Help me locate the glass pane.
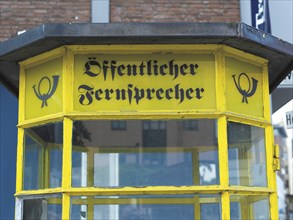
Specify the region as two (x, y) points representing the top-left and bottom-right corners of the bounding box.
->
(228, 122), (267, 186)
(71, 194), (220, 220)
(72, 119), (218, 187)
(23, 122), (63, 190)
(230, 195), (270, 220)
(23, 195), (62, 220)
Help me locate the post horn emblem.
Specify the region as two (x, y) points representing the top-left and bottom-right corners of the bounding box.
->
(232, 73), (258, 104)
(32, 75), (60, 108)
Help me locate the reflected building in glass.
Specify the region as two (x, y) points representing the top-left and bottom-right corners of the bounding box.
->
(71, 119), (219, 188)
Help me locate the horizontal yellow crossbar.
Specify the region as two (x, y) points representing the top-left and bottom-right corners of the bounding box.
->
(15, 185), (274, 197)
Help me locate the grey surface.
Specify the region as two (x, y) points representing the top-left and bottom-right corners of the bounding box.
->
(0, 22), (292, 96)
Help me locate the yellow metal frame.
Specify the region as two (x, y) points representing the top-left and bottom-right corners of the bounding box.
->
(15, 44), (277, 220)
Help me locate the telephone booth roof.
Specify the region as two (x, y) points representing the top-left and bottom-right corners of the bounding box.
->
(0, 22), (292, 96)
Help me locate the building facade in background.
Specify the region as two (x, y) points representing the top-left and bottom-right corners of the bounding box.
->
(0, 0), (241, 41)
(274, 125), (292, 219)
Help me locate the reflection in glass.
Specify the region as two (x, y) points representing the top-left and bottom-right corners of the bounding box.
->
(23, 195), (62, 220)
(70, 194), (220, 220)
(71, 119), (218, 187)
(228, 122), (267, 186)
(230, 195), (269, 220)
(23, 122), (63, 190)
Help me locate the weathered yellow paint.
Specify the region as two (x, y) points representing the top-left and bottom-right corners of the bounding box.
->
(221, 192), (230, 220)
(270, 193), (279, 220)
(15, 185), (274, 197)
(62, 193), (70, 220)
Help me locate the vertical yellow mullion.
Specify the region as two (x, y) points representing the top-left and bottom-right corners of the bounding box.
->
(87, 149), (94, 187)
(262, 64), (271, 122)
(63, 47), (74, 114)
(62, 117), (72, 219)
(218, 116), (229, 186)
(62, 117), (72, 189)
(221, 192), (230, 220)
(44, 145), (50, 188)
(62, 193), (71, 220)
(266, 125), (278, 219)
(216, 46), (230, 220)
(62, 47), (74, 218)
(218, 116), (230, 220)
(215, 46), (226, 112)
(240, 197), (248, 219)
(263, 63), (278, 219)
(194, 195), (200, 220)
(16, 128), (24, 193)
(216, 46), (229, 186)
(87, 197), (95, 220)
(16, 65), (26, 193)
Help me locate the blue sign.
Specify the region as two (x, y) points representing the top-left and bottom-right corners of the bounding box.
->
(251, 0), (271, 34)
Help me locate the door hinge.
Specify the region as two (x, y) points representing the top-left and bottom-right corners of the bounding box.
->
(273, 144), (280, 171)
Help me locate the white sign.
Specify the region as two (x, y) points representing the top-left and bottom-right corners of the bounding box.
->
(286, 111), (293, 129)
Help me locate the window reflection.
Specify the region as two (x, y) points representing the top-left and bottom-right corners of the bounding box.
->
(230, 195), (269, 220)
(228, 122), (267, 186)
(70, 194), (221, 220)
(23, 196), (62, 220)
(24, 123), (63, 190)
(111, 121), (127, 130)
(72, 119), (219, 187)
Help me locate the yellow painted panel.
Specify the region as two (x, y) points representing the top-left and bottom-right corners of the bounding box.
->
(226, 57), (264, 118)
(25, 58), (63, 119)
(73, 53), (216, 112)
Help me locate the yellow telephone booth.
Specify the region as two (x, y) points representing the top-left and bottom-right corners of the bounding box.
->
(1, 23), (292, 220)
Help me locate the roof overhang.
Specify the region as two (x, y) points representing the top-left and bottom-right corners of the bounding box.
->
(0, 22), (292, 96)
